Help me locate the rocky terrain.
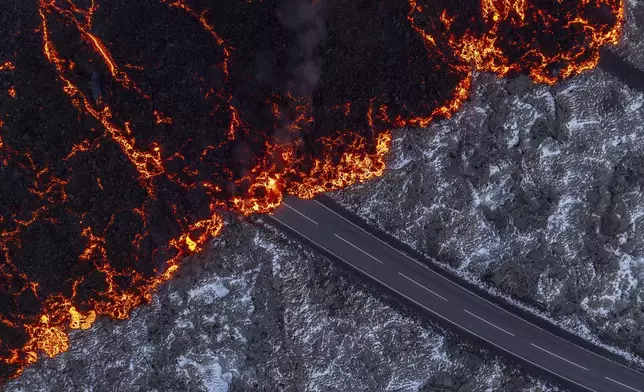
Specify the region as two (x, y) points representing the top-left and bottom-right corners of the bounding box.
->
(333, 0), (644, 363)
(615, 0), (644, 67)
(5, 220), (558, 391)
(1, 0), (640, 390)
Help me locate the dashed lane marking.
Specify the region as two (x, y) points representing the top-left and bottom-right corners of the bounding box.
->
(464, 309), (515, 337)
(334, 233), (384, 264)
(530, 343), (589, 371)
(399, 272), (448, 302)
(270, 214), (597, 392)
(604, 377), (642, 392)
(281, 202), (319, 225)
(312, 199), (644, 378)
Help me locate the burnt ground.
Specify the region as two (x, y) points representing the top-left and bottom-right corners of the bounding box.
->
(4, 219), (561, 392)
(332, 0), (644, 366)
(0, 0), (471, 379)
(0, 0), (627, 384)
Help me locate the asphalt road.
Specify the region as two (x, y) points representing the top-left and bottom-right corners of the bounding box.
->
(269, 195), (644, 392)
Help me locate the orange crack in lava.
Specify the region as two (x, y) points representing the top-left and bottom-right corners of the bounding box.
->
(0, 62), (15, 72)
(409, 0), (624, 84)
(153, 110), (173, 125)
(0, 0), (624, 382)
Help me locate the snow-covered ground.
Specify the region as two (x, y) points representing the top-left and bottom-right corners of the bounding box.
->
(332, 1), (644, 364)
(615, 0), (644, 68)
(5, 221), (558, 391)
(7, 3), (643, 392)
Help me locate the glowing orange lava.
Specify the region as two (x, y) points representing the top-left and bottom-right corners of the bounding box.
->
(408, 0), (624, 84)
(0, 0), (623, 382)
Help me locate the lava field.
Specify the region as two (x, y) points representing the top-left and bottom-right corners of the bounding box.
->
(0, 0), (623, 381)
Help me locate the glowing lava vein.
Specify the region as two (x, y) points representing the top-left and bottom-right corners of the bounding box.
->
(0, 0), (623, 381)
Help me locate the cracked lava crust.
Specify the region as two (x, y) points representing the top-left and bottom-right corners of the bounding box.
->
(0, 0), (623, 382)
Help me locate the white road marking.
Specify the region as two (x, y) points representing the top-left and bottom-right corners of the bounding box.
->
(315, 199), (423, 262)
(530, 343), (589, 371)
(269, 214), (598, 392)
(313, 198), (644, 378)
(464, 309), (514, 337)
(604, 377), (642, 392)
(281, 202), (319, 225)
(334, 234), (383, 264)
(398, 272), (448, 302)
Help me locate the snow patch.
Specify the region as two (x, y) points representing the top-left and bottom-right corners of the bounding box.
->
(176, 354), (232, 392)
(188, 280), (230, 304)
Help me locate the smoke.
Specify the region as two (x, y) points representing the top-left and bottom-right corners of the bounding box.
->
(278, 0), (327, 95)
(0, 0), (623, 381)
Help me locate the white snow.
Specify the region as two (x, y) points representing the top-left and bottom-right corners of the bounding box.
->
(176, 354), (232, 392)
(332, 68), (644, 369)
(188, 280), (231, 303)
(565, 118), (600, 133)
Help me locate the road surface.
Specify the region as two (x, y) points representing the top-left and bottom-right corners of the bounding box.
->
(268, 195), (644, 392)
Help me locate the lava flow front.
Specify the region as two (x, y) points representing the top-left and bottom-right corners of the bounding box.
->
(0, 0), (623, 381)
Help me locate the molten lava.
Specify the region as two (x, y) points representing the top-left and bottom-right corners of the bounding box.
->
(0, 0), (623, 381)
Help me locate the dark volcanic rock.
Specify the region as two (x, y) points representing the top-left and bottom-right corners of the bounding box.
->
(5, 222), (558, 391)
(333, 65), (644, 360)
